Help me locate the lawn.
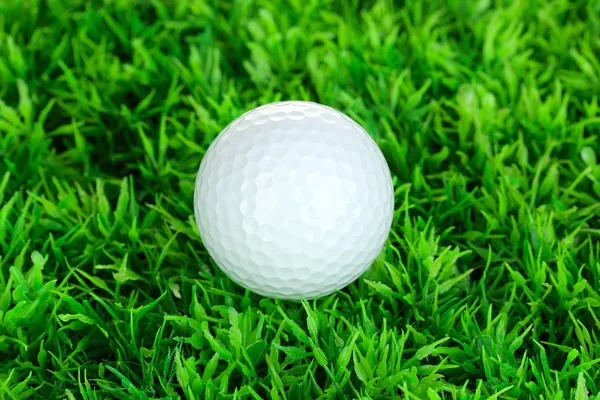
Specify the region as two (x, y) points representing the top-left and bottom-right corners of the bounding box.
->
(1, 0), (600, 398)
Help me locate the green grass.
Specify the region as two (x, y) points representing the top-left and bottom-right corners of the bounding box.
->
(1, 0), (600, 398)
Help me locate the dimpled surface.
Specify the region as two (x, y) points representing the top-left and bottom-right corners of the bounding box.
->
(194, 101), (394, 299)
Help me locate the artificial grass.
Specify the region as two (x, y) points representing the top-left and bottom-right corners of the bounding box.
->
(1, 0), (600, 398)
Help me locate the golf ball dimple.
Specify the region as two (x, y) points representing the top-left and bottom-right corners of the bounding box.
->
(194, 101), (394, 300)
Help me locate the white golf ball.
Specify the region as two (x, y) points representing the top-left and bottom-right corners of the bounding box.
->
(194, 101), (394, 299)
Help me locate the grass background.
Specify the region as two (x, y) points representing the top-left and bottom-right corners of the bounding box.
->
(1, 0), (600, 398)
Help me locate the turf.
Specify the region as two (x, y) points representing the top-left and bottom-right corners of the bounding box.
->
(1, 0), (600, 398)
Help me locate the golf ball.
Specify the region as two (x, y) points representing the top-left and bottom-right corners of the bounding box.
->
(194, 101), (394, 299)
